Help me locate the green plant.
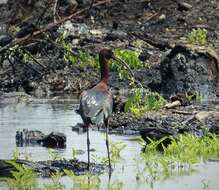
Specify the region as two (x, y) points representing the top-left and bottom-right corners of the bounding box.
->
(12, 149), (20, 160)
(17, 49), (33, 63)
(124, 89), (165, 117)
(78, 50), (99, 68)
(201, 179), (210, 190)
(111, 49), (143, 80)
(57, 34), (99, 68)
(92, 140), (126, 165)
(101, 141), (126, 165)
(64, 170), (100, 190)
(1, 160), (39, 190)
(186, 91), (203, 102)
(187, 28), (208, 45)
(106, 181), (124, 190)
(57, 36), (142, 81)
(139, 133), (219, 185)
(48, 149), (62, 161)
(43, 172), (65, 190)
(72, 147), (83, 160)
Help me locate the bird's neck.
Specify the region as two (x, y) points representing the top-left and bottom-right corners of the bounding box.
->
(100, 57), (109, 84)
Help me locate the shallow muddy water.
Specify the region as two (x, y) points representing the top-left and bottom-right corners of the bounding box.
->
(0, 100), (219, 190)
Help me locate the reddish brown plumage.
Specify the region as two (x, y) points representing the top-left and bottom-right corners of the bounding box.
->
(78, 49), (114, 170)
(99, 48), (114, 84)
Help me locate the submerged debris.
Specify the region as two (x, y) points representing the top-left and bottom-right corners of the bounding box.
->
(16, 130), (66, 148)
(0, 159), (105, 177)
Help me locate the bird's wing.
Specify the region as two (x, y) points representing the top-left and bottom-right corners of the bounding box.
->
(79, 89), (112, 123)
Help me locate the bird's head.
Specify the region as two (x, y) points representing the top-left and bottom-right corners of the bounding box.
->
(99, 48), (135, 79)
(99, 48), (114, 60)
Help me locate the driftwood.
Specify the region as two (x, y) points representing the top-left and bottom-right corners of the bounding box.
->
(171, 109), (197, 115)
(165, 100), (181, 109)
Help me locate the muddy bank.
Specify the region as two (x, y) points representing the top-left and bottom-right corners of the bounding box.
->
(1, 91), (219, 142)
(72, 97), (219, 141)
(111, 107), (219, 139)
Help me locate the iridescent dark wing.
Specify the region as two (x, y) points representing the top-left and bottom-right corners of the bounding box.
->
(79, 88), (113, 125)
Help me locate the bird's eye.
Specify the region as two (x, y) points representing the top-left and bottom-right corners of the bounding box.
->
(107, 51), (113, 59)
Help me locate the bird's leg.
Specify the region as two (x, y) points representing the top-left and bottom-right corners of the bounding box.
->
(105, 119), (111, 170)
(87, 124), (90, 171)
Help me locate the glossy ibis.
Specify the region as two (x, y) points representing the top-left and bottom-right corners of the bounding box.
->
(78, 48), (134, 170)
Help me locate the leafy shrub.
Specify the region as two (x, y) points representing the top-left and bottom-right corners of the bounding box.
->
(187, 28), (207, 45)
(57, 34), (99, 68)
(58, 34), (143, 81)
(124, 89), (165, 117)
(1, 160), (39, 190)
(138, 133), (219, 185)
(111, 49), (143, 80)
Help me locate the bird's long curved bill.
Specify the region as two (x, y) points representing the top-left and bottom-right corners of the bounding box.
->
(112, 56), (143, 88)
(112, 56), (135, 79)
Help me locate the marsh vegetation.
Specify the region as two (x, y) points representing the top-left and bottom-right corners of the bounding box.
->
(0, 0), (219, 189)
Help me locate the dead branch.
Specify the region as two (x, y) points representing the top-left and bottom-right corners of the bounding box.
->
(14, 56), (43, 76)
(182, 115), (196, 125)
(20, 48), (47, 69)
(171, 110), (198, 115)
(53, 0), (59, 23)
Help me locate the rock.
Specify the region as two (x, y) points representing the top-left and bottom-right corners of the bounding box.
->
(40, 132), (66, 148)
(104, 30), (127, 41)
(113, 95), (128, 112)
(195, 111), (219, 122)
(69, 0), (78, 5)
(0, 92), (31, 104)
(59, 0), (78, 15)
(138, 50), (154, 62)
(16, 129), (45, 146)
(0, 34), (12, 46)
(16, 23), (36, 38)
(160, 45), (219, 97)
(0, 0), (8, 5)
(158, 14), (166, 21)
(58, 21), (90, 38)
(15, 130), (69, 148)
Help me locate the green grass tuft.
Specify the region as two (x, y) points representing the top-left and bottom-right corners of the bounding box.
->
(138, 133), (219, 185)
(187, 28), (208, 45)
(124, 89), (165, 117)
